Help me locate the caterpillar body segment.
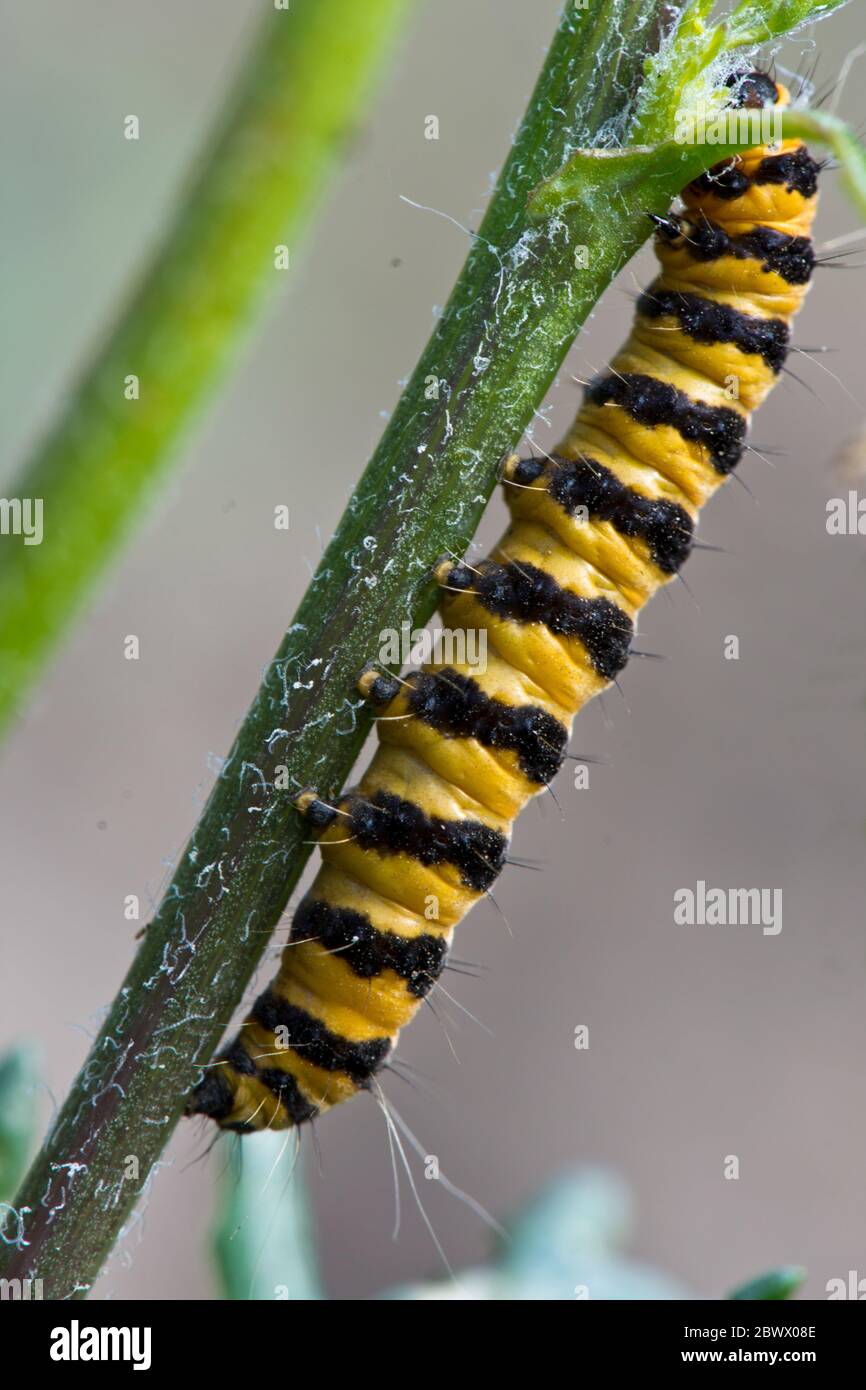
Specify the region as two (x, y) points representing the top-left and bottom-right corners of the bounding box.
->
(189, 75), (819, 1133)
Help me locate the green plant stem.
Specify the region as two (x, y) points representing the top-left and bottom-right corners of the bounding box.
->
(1, 0), (685, 1299)
(0, 0), (413, 737)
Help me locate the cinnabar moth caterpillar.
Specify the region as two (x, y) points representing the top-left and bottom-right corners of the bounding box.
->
(189, 72), (820, 1133)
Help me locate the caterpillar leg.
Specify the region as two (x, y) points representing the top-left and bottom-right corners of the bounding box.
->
(357, 665), (401, 706)
(294, 788), (339, 830)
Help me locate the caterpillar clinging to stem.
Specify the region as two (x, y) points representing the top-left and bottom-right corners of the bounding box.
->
(189, 71), (820, 1134)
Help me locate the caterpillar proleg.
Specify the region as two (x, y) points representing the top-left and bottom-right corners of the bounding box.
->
(189, 72), (820, 1133)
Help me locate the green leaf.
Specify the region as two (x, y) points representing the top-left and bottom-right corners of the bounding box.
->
(636, 0), (726, 144)
(729, 1267), (807, 1301)
(726, 0), (852, 48)
(783, 109), (866, 221)
(530, 108), (866, 226)
(527, 147), (678, 221)
(212, 1133), (321, 1301)
(0, 1045), (40, 1203)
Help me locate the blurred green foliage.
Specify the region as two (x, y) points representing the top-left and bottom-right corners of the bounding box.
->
(0, 1044), (40, 1202)
(0, 0), (413, 738)
(212, 1131), (321, 1301)
(729, 1267), (807, 1301)
(379, 1168), (807, 1301)
(384, 1168), (692, 1300)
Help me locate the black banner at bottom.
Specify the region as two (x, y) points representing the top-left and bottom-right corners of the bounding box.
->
(1, 1293), (860, 1373)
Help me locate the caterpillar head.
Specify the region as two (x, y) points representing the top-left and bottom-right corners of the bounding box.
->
(725, 68), (781, 111)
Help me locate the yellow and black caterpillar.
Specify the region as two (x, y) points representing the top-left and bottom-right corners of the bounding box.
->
(190, 72), (820, 1133)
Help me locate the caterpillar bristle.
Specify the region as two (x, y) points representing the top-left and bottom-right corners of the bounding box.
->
(188, 72), (822, 1136)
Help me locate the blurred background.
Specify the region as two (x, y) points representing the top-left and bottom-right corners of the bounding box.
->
(2, 0), (865, 1299)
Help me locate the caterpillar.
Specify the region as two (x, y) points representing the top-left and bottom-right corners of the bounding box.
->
(189, 71), (820, 1134)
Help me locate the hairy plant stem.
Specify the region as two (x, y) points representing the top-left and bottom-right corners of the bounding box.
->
(2, 0), (704, 1297)
(0, 0), (413, 737)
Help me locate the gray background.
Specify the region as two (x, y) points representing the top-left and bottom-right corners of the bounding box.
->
(2, 0), (865, 1300)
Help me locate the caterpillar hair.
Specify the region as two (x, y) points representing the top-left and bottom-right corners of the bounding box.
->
(189, 72), (821, 1133)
